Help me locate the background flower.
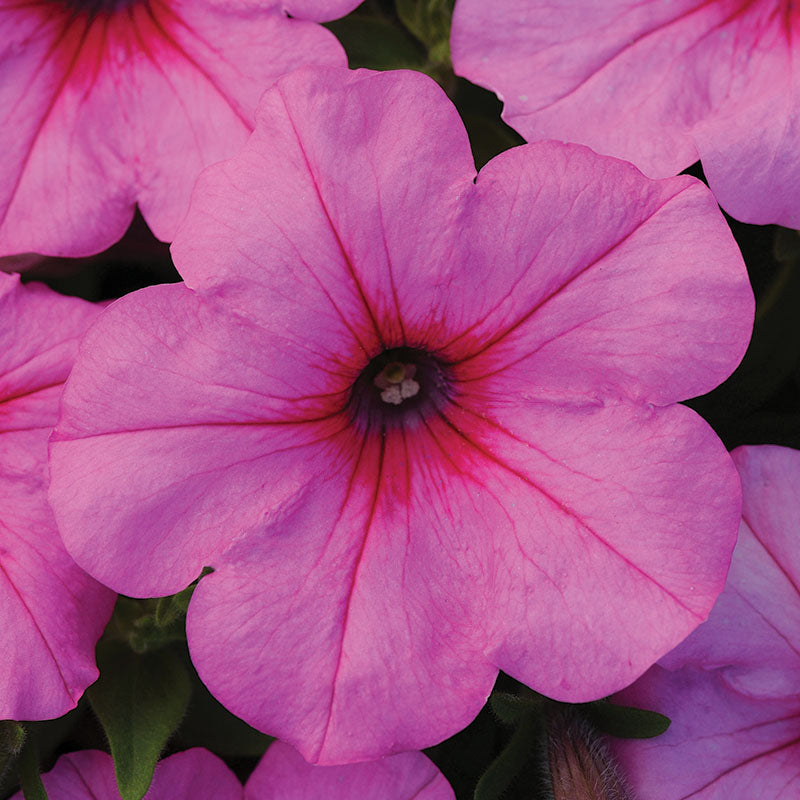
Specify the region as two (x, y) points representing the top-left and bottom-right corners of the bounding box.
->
(49, 67), (753, 764)
(0, 0), (361, 258)
(612, 445), (800, 799)
(246, 740), (455, 799)
(11, 748), (243, 799)
(450, 0), (800, 226)
(11, 742), (454, 799)
(0, 273), (115, 720)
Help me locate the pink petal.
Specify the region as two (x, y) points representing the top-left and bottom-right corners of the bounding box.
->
(0, 0), (355, 256)
(613, 667), (800, 800)
(1, 274), (114, 720)
(283, 0), (368, 21)
(50, 282), (354, 596)
(11, 748), (243, 799)
(246, 741), (454, 800)
(171, 68), (475, 343)
(610, 445), (800, 798)
(445, 399), (740, 701)
(441, 142), (752, 406)
(186, 422), (498, 763)
(660, 446), (800, 699)
(451, 0), (800, 226)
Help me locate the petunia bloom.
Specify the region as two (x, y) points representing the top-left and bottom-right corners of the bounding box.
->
(11, 748), (243, 799)
(612, 445), (800, 799)
(245, 740), (455, 799)
(50, 67), (753, 763)
(0, 273), (115, 720)
(12, 742), (454, 799)
(0, 0), (361, 258)
(450, 0), (800, 227)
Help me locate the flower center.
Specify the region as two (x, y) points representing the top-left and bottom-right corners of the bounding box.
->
(348, 347), (450, 432)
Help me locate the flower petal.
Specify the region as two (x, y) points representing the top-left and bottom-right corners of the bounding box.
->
(172, 68), (476, 349)
(0, 274), (114, 720)
(440, 398), (740, 700)
(613, 667), (800, 800)
(187, 425), (498, 763)
(50, 282), (354, 596)
(246, 741), (454, 799)
(11, 748), (243, 799)
(451, 0), (800, 226)
(0, 0), (353, 256)
(660, 446), (800, 699)
(442, 142), (752, 406)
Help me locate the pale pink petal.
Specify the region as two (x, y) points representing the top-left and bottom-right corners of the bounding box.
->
(187, 424), (497, 763)
(446, 399), (740, 701)
(440, 143), (752, 406)
(451, 0), (800, 226)
(246, 741), (454, 800)
(11, 749), (243, 799)
(283, 0), (366, 21)
(171, 68), (475, 344)
(50, 282), (356, 596)
(610, 445), (800, 798)
(692, 35), (800, 226)
(0, 0), (354, 256)
(613, 667), (800, 800)
(0, 274), (114, 720)
(660, 446), (800, 699)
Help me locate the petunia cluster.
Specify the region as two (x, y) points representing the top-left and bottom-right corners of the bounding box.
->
(2, 0), (797, 798)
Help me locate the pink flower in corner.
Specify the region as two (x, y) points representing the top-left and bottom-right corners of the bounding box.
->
(246, 741), (454, 799)
(0, 0), (360, 258)
(0, 273), (115, 720)
(612, 445), (800, 799)
(49, 68), (753, 763)
(15, 743), (454, 799)
(11, 748), (243, 799)
(451, 0), (800, 227)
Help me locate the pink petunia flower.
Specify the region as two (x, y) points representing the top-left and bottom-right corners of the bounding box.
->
(450, 0), (800, 227)
(49, 67), (753, 763)
(611, 445), (800, 799)
(11, 748), (243, 799)
(245, 740), (455, 799)
(13, 742), (454, 799)
(0, 272), (115, 720)
(0, 0), (361, 258)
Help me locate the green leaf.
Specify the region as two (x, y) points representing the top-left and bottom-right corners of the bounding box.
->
(17, 733), (48, 800)
(88, 642), (191, 800)
(395, 0), (454, 59)
(325, 15), (426, 71)
(0, 721), (26, 787)
(489, 690), (544, 726)
(585, 700), (670, 739)
(154, 569), (210, 629)
(474, 714), (541, 800)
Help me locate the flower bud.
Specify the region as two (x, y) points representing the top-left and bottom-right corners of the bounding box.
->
(547, 709), (634, 800)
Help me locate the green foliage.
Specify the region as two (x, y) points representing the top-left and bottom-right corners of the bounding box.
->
(88, 642), (191, 800)
(16, 735), (47, 800)
(325, 14), (426, 70)
(395, 0), (455, 65)
(0, 723), (26, 791)
(473, 714), (541, 800)
(583, 699), (671, 740)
